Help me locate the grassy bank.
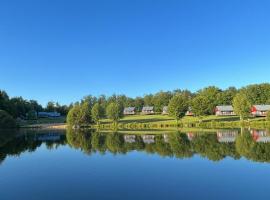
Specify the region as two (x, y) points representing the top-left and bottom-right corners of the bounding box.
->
(98, 114), (269, 130)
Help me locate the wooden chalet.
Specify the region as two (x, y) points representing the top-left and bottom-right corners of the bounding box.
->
(215, 105), (235, 116)
(123, 107), (136, 115)
(141, 106), (154, 115)
(251, 105), (270, 117)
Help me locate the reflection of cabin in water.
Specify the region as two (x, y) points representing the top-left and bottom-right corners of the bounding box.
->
(251, 105), (270, 117)
(123, 107), (136, 115)
(35, 133), (62, 141)
(141, 106), (154, 115)
(187, 132), (195, 141)
(163, 134), (169, 143)
(215, 106), (235, 116)
(162, 106), (168, 115)
(124, 135), (136, 143)
(217, 130), (238, 143)
(142, 135), (155, 144)
(251, 130), (270, 143)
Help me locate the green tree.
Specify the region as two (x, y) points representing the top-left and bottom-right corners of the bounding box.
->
(168, 94), (189, 124)
(91, 103), (104, 125)
(195, 86), (221, 115)
(152, 91), (172, 112)
(67, 104), (81, 126)
(27, 110), (37, 120)
(217, 87), (238, 105)
(233, 93), (251, 121)
(0, 110), (16, 128)
(191, 95), (209, 118)
(79, 101), (92, 124)
(46, 101), (55, 112)
(106, 102), (123, 126)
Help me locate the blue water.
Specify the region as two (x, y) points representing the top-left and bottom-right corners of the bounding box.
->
(0, 129), (270, 200)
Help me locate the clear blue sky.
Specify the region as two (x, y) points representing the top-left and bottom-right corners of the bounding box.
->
(1, 0), (270, 105)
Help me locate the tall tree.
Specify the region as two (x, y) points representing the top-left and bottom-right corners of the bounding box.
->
(91, 103), (104, 125)
(168, 94), (189, 124)
(191, 95), (210, 118)
(233, 93), (251, 121)
(152, 91), (172, 112)
(106, 102), (123, 126)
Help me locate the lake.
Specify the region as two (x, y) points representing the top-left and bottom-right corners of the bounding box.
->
(1, 128), (270, 200)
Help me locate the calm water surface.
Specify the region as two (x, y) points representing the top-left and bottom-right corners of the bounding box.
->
(1, 129), (270, 200)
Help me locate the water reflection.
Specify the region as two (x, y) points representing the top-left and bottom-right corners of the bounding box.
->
(1, 128), (270, 165)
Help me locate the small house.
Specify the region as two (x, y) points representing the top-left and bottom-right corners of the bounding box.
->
(141, 106), (154, 115)
(251, 105), (270, 117)
(185, 107), (194, 116)
(123, 107), (136, 115)
(215, 105), (235, 116)
(38, 112), (61, 118)
(162, 106), (168, 115)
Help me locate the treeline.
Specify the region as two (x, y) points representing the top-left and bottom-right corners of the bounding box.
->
(0, 90), (71, 118)
(67, 83), (270, 126)
(1, 83), (270, 128)
(0, 90), (71, 128)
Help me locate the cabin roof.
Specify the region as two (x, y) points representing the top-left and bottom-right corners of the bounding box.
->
(253, 105), (270, 111)
(142, 106), (154, 111)
(216, 105), (234, 111)
(124, 107), (135, 112)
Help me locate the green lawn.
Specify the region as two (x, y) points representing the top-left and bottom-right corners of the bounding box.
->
(101, 114), (264, 125)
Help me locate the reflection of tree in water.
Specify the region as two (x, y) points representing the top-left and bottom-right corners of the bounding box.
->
(0, 130), (66, 165)
(66, 128), (93, 155)
(192, 134), (240, 161)
(3, 129), (270, 164)
(168, 132), (193, 158)
(236, 129), (270, 162)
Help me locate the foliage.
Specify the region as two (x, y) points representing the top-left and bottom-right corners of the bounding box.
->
(91, 103), (104, 125)
(233, 93), (251, 120)
(168, 94), (189, 123)
(240, 83), (270, 105)
(0, 110), (16, 128)
(106, 102), (123, 124)
(191, 95), (209, 117)
(152, 91), (172, 112)
(67, 102), (92, 126)
(27, 110), (37, 120)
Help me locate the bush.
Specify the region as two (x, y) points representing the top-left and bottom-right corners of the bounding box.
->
(0, 110), (16, 128)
